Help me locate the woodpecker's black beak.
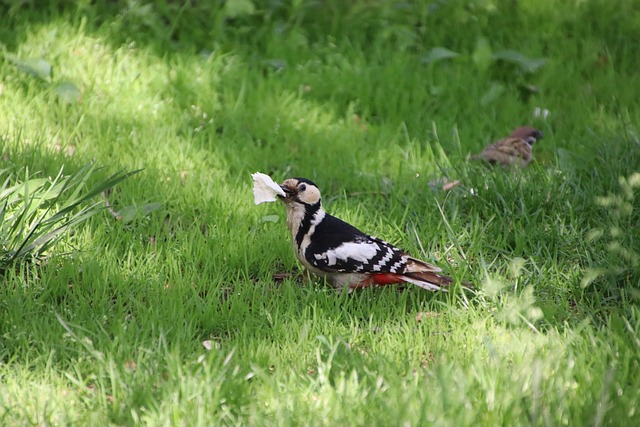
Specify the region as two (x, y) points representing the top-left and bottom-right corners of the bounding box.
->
(279, 184), (294, 199)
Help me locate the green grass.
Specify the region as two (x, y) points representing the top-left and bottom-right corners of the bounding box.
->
(1, 0), (640, 425)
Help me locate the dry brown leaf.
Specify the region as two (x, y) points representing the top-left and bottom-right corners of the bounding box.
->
(442, 179), (461, 191)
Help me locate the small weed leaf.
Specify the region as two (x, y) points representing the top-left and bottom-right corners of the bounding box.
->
(480, 82), (506, 106)
(472, 37), (493, 71)
(53, 81), (81, 103)
(115, 202), (162, 224)
(5, 54), (52, 80)
(224, 0), (256, 18)
(260, 214), (279, 223)
(421, 47), (460, 64)
(492, 50), (547, 73)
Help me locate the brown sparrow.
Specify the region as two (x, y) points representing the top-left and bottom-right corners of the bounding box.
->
(471, 126), (543, 168)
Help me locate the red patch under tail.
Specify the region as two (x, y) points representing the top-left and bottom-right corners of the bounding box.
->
(349, 273), (407, 290)
(348, 272), (472, 291)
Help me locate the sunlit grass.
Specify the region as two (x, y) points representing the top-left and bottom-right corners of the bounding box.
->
(1, 0), (639, 425)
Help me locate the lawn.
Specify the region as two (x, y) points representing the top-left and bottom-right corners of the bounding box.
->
(1, 0), (639, 425)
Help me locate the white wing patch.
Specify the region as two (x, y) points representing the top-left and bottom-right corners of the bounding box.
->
(315, 242), (380, 266)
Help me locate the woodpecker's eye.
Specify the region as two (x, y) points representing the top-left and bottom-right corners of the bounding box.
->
(298, 183), (307, 192)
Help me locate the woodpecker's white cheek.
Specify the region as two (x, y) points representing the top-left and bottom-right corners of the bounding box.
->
(297, 186), (321, 205)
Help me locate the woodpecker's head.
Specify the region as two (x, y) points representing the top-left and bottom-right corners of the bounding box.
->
(279, 178), (321, 207)
(509, 126), (544, 146)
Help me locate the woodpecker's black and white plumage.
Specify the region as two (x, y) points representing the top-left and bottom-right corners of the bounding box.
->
(278, 178), (463, 291)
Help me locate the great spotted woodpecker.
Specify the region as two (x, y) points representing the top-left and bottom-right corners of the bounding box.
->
(471, 126), (543, 168)
(278, 178), (465, 291)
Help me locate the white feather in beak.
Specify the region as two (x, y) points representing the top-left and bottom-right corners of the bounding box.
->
(252, 172), (286, 205)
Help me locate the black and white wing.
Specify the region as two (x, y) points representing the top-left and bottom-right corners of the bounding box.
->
(303, 214), (411, 274)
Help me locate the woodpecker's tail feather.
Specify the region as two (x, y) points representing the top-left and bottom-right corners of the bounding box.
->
(402, 272), (473, 292)
(402, 272), (454, 291)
